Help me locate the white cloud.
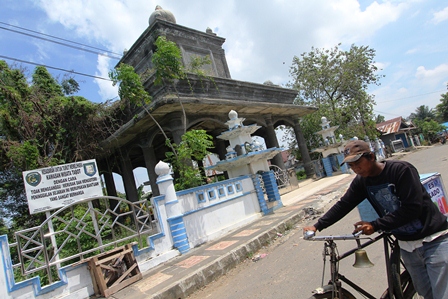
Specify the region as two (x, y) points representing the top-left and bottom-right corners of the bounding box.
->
(432, 6), (448, 24)
(415, 64), (448, 85)
(95, 55), (118, 101)
(36, 0), (151, 52)
(397, 87), (408, 94)
(405, 48), (418, 55)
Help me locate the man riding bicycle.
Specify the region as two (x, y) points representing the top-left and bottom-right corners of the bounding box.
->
(303, 140), (448, 299)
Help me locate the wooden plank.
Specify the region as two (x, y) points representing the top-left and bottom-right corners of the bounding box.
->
(87, 262), (100, 295)
(99, 264), (118, 272)
(111, 263), (138, 286)
(90, 258), (108, 295)
(94, 249), (132, 266)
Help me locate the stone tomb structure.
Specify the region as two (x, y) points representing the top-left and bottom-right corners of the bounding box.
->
(311, 117), (349, 176)
(98, 6), (317, 198)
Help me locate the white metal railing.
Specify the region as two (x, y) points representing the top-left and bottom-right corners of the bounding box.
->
(269, 165), (290, 188)
(12, 196), (158, 285)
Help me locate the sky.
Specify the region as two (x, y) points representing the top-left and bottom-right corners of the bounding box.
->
(2, 0), (448, 191)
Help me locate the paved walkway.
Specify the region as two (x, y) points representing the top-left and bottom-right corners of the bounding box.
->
(109, 173), (355, 299)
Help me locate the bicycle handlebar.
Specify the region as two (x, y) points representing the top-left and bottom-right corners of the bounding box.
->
(304, 230), (363, 241)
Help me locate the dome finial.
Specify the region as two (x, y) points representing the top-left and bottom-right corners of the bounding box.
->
(149, 5), (176, 25)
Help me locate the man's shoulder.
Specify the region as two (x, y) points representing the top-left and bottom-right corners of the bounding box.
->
(384, 160), (420, 182)
(385, 159), (414, 170)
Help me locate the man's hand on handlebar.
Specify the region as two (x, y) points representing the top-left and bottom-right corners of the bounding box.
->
(303, 225), (317, 233)
(303, 225), (317, 239)
(353, 221), (375, 235)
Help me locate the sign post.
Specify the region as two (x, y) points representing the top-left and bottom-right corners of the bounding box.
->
(45, 210), (61, 269)
(22, 159), (104, 269)
(22, 159), (103, 215)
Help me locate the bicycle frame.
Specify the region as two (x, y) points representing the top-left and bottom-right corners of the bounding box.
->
(306, 232), (399, 299)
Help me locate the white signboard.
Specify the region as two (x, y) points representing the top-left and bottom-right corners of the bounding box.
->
(22, 159), (103, 214)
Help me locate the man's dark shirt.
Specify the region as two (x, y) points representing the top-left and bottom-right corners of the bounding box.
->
(314, 160), (448, 241)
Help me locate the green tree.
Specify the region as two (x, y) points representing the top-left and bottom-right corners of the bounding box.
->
(152, 36), (186, 86)
(0, 61), (116, 229)
(435, 92), (448, 122)
(0, 218), (7, 235)
(375, 114), (386, 124)
(413, 118), (445, 143)
(288, 44), (383, 151)
(409, 105), (436, 122)
(109, 63), (151, 110)
(165, 130), (214, 190)
(61, 77), (80, 95)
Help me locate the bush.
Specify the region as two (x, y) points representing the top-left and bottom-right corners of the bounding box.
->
(296, 170), (306, 180)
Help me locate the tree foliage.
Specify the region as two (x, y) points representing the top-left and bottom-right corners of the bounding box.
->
(435, 92), (448, 122)
(152, 36), (186, 85)
(0, 60), (119, 228)
(288, 44), (383, 151)
(413, 118), (445, 143)
(408, 105), (436, 122)
(109, 63), (151, 110)
(165, 130), (214, 190)
(375, 114), (385, 124)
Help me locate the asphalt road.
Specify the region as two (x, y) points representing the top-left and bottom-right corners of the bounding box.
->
(186, 145), (448, 299)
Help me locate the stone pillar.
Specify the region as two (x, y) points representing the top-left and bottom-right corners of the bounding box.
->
(121, 154), (139, 202)
(171, 127), (184, 145)
(215, 138), (229, 179)
(264, 115), (285, 170)
(165, 111), (186, 145)
(293, 118), (315, 178)
(155, 161), (190, 254)
(215, 138), (227, 161)
(142, 144), (160, 196)
(102, 170), (120, 210)
(103, 171), (117, 197)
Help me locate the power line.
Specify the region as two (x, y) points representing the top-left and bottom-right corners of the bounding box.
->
(0, 55), (112, 81)
(0, 24), (122, 60)
(373, 110), (402, 117)
(0, 21), (122, 56)
(376, 89), (446, 103)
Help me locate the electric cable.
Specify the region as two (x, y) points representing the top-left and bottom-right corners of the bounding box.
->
(375, 90), (446, 103)
(0, 21), (122, 56)
(0, 25), (121, 60)
(0, 55), (111, 81)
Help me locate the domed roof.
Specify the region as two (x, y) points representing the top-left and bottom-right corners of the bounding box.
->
(149, 5), (176, 25)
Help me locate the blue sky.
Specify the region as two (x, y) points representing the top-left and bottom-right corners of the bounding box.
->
(2, 0), (448, 191)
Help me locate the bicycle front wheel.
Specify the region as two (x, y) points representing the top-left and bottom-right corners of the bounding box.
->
(308, 288), (357, 299)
